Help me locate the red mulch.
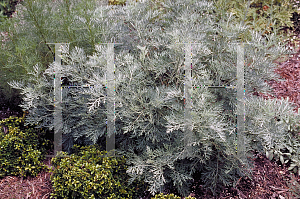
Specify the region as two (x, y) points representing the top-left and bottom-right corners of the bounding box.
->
(0, 157), (55, 199)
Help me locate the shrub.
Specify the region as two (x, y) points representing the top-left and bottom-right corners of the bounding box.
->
(49, 144), (149, 199)
(0, 116), (52, 178)
(0, 114), (53, 154)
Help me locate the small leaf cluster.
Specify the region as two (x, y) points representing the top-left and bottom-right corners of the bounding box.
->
(49, 144), (149, 199)
(109, 0), (141, 6)
(209, 0), (300, 42)
(245, 95), (300, 176)
(151, 193), (196, 199)
(0, 114), (54, 153)
(0, 116), (52, 178)
(109, 0), (127, 6)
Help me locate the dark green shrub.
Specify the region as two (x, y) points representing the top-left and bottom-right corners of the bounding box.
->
(49, 144), (150, 199)
(150, 193), (196, 199)
(0, 116), (52, 178)
(0, 84), (25, 112)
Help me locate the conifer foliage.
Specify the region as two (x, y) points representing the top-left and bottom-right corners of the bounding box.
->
(7, 0), (300, 197)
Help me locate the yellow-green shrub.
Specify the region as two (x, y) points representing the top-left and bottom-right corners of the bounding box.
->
(49, 144), (149, 199)
(0, 116), (52, 178)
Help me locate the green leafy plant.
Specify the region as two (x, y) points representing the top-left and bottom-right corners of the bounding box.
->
(109, 0), (127, 6)
(207, 0), (300, 42)
(0, 116), (52, 178)
(0, 0), (25, 109)
(49, 144), (149, 199)
(244, 96), (300, 176)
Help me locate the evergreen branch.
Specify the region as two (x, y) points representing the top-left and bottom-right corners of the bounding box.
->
(25, 4), (54, 58)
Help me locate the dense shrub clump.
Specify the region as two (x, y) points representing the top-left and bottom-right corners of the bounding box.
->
(49, 144), (150, 199)
(0, 116), (52, 178)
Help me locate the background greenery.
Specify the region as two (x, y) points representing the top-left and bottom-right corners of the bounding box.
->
(0, 0), (24, 110)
